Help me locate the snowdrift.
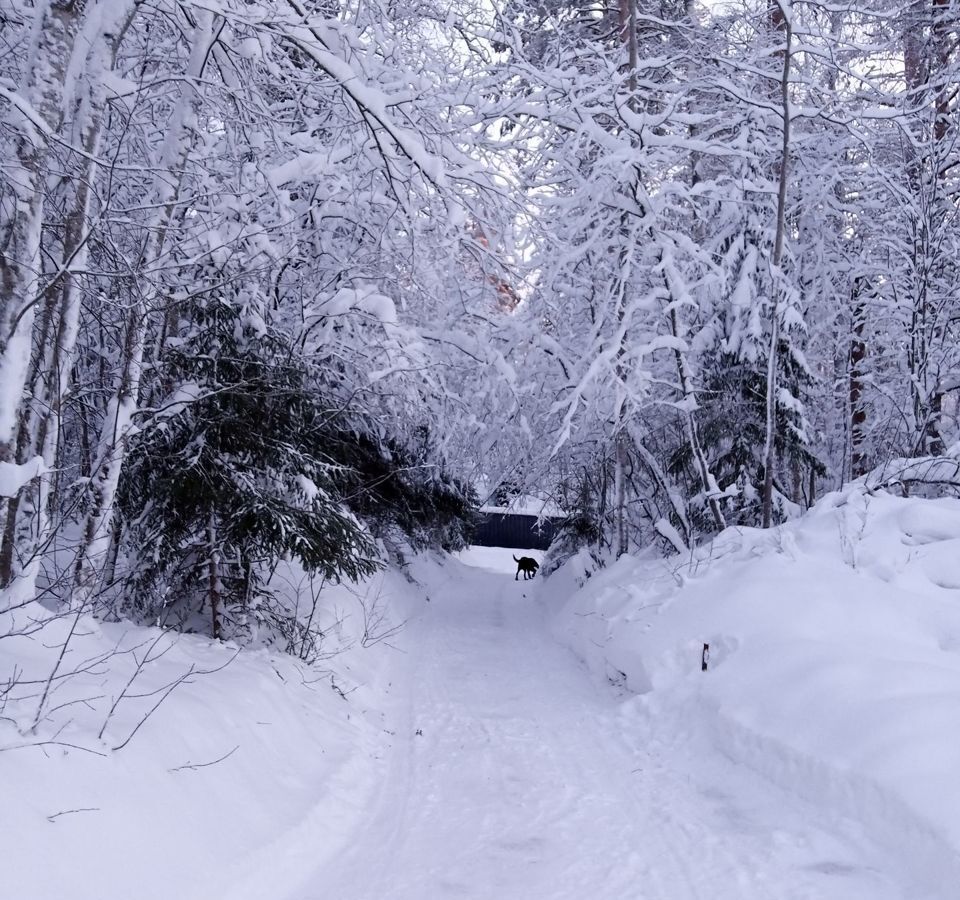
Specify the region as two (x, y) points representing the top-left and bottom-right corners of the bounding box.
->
(0, 561), (431, 900)
(548, 487), (960, 891)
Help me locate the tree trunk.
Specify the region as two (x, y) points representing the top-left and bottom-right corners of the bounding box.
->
(208, 510), (222, 641)
(0, 3), (143, 602)
(0, 3), (92, 611)
(610, 0), (639, 559)
(666, 300), (726, 532)
(0, 1), (87, 471)
(761, 0), (793, 529)
(924, 391), (945, 456)
(760, 310), (781, 529)
(614, 429), (629, 558)
(902, 0), (950, 459)
(0, 11), (139, 600)
(71, 10), (217, 608)
(849, 278), (868, 477)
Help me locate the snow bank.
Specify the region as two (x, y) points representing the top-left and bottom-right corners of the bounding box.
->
(547, 487), (960, 891)
(1, 562), (433, 900)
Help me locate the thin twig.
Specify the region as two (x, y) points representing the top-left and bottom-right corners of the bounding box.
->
(1, 740), (108, 757)
(110, 666), (196, 752)
(47, 807), (100, 823)
(169, 744), (239, 773)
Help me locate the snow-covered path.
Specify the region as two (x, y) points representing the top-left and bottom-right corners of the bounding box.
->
(309, 552), (921, 900)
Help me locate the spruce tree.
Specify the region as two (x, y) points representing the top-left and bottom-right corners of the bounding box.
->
(117, 292), (379, 639)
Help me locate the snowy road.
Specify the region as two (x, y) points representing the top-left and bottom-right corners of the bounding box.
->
(307, 551), (932, 900)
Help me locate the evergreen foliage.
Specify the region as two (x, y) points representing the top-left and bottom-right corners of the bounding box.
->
(669, 345), (827, 527)
(116, 295), (376, 626)
(334, 426), (480, 554)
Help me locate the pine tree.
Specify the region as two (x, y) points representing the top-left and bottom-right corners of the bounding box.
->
(116, 290), (379, 639)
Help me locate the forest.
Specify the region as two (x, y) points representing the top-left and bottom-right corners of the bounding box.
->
(1, 0), (958, 650)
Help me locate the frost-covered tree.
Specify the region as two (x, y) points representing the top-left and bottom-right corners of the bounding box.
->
(2, 0), (959, 616)
(0, 0), (510, 633)
(116, 291), (379, 639)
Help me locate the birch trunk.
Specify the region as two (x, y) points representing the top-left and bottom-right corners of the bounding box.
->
(0, 1), (87, 472)
(0, 0), (97, 607)
(760, 1), (793, 529)
(71, 10), (217, 608)
(0, 8), (138, 597)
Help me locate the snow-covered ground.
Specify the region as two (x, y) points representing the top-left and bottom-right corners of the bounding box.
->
(6, 489), (960, 898)
(550, 487), (960, 899)
(0, 566), (425, 900)
(309, 545), (930, 900)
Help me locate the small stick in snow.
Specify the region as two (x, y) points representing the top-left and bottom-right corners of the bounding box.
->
(702, 643), (710, 672)
(169, 744), (239, 773)
(47, 807), (100, 823)
(2, 740), (108, 758)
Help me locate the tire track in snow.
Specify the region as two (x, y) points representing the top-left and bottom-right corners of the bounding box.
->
(294, 560), (921, 900)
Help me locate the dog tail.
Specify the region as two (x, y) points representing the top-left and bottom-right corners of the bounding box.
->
(513, 555), (520, 563)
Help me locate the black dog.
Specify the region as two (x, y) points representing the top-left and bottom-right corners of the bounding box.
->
(513, 555), (539, 581)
